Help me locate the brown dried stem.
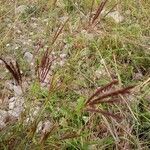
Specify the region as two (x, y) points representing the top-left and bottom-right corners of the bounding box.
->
(85, 108), (121, 120)
(51, 18), (69, 45)
(86, 80), (118, 105)
(84, 80), (135, 121)
(91, 0), (108, 25)
(88, 85), (134, 105)
(0, 58), (22, 86)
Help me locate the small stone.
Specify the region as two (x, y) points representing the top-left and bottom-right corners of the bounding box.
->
(82, 116), (88, 122)
(9, 101), (15, 110)
(0, 99), (2, 105)
(9, 97), (15, 102)
(107, 11), (124, 23)
(8, 97), (24, 110)
(29, 32), (34, 36)
(59, 60), (65, 66)
(60, 53), (67, 58)
(37, 121), (43, 132)
(0, 60), (3, 64)
(8, 106), (23, 118)
(6, 44), (10, 47)
(17, 30), (21, 34)
(59, 16), (68, 23)
(0, 110), (8, 129)
(95, 68), (106, 78)
(16, 5), (27, 14)
(28, 39), (32, 42)
(51, 52), (55, 55)
(13, 85), (23, 96)
(5, 81), (14, 90)
(15, 46), (19, 50)
(24, 52), (33, 63)
(33, 106), (40, 116)
(133, 73), (143, 80)
(42, 120), (52, 133)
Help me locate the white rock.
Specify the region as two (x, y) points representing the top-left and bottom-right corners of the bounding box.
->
(9, 97), (15, 102)
(107, 11), (124, 23)
(59, 60), (65, 66)
(133, 73), (143, 80)
(8, 106), (23, 118)
(95, 68), (106, 78)
(0, 110), (8, 129)
(0, 99), (2, 105)
(51, 52), (55, 55)
(60, 53), (67, 58)
(8, 97), (24, 115)
(15, 46), (19, 50)
(37, 121), (43, 132)
(24, 52), (33, 63)
(59, 16), (68, 23)
(42, 120), (52, 133)
(0, 60), (3, 64)
(9, 101), (15, 110)
(15, 97), (24, 106)
(5, 81), (14, 90)
(13, 85), (23, 96)
(29, 32), (34, 36)
(33, 106), (40, 116)
(17, 30), (22, 34)
(16, 5), (27, 14)
(6, 44), (10, 47)
(28, 39), (32, 42)
(25, 106), (40, 122)
(82, 116), (88, 122)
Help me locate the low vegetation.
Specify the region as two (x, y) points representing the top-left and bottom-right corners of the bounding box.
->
(0, 0), (150, 149)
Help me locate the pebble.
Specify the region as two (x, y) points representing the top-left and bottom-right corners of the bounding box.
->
(8, 107), (23, 118)
(107, 11), (124, 23)
(5, 81), (14, 91)
(13, 85), (23, 96)
(24, 52), (33, 63)
(95, 67), (106, 78)
(9, 101), (15, 110)
(60, 53), (67, 58)
(8, 97), (24, 117)
(133, 72), (143, 80)
(0, 110), (8, 129)
(42, 120), (52, 133)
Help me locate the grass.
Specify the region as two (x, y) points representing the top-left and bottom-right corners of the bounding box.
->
(0, 0), (150, 149)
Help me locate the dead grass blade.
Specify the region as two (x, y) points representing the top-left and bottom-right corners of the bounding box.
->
(85, 108), (121, 120)
(91, 0), (108, 25)
(37, 48), (57, 83)
(60, 132), (80, 140)
(103, 2), (118, 18)
(97, 98), (121, 104)
(16, 61), (22, 84)
(40, 124), (57, 145)
(51, 18), (69, 45)
(0, 58), (22, 85)
(89, 0), (95, 25)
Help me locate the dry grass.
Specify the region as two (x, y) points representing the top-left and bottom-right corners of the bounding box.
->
(0, 0), (150, 149)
